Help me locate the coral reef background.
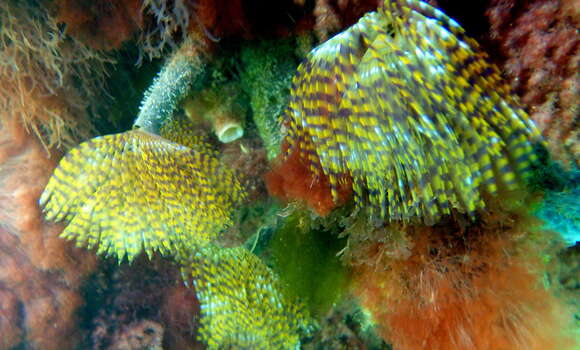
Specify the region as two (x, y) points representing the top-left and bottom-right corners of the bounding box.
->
(0, 0), (577, 349)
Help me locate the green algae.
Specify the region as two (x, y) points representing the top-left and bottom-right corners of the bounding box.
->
(240, 39), (299, 160)
(269, 209), (351, 317)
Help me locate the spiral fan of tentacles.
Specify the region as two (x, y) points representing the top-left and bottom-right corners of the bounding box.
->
(40, 129), (245, 261)
(283, 0), (542, 223)
(160, 112), (210, 149)
(181, 245), (312, 350)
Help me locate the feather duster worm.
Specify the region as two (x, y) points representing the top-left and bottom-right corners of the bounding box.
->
(159, 112), (210, 149)
(270, 0), (543, 222)
(40, 130), (245, 261)
(39, 118), (311, 347)
(181, 244), (312, 350)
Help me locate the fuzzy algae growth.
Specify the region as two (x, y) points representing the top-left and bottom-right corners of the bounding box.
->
(240, 39), (299, 160)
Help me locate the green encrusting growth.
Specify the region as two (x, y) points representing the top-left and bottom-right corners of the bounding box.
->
(282, 0), (543, 223)
(269, 209), (350, 317)
(240, 39), (299, 160)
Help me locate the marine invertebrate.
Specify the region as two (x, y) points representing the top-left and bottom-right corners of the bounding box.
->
(266, 2), (577, 348)
(159, 112), (209, 149)
(181, 244), (312, 349)
(136, 36), (245, 143)
(135, 38), (206, 134)
(273, 0), (543, 222)
(486, 0), (579, 167)
(37, 18), (315, 347)
(30, 1), (576, 349)
(181, 83), (245, 143)
(40, 129), (245, 261)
